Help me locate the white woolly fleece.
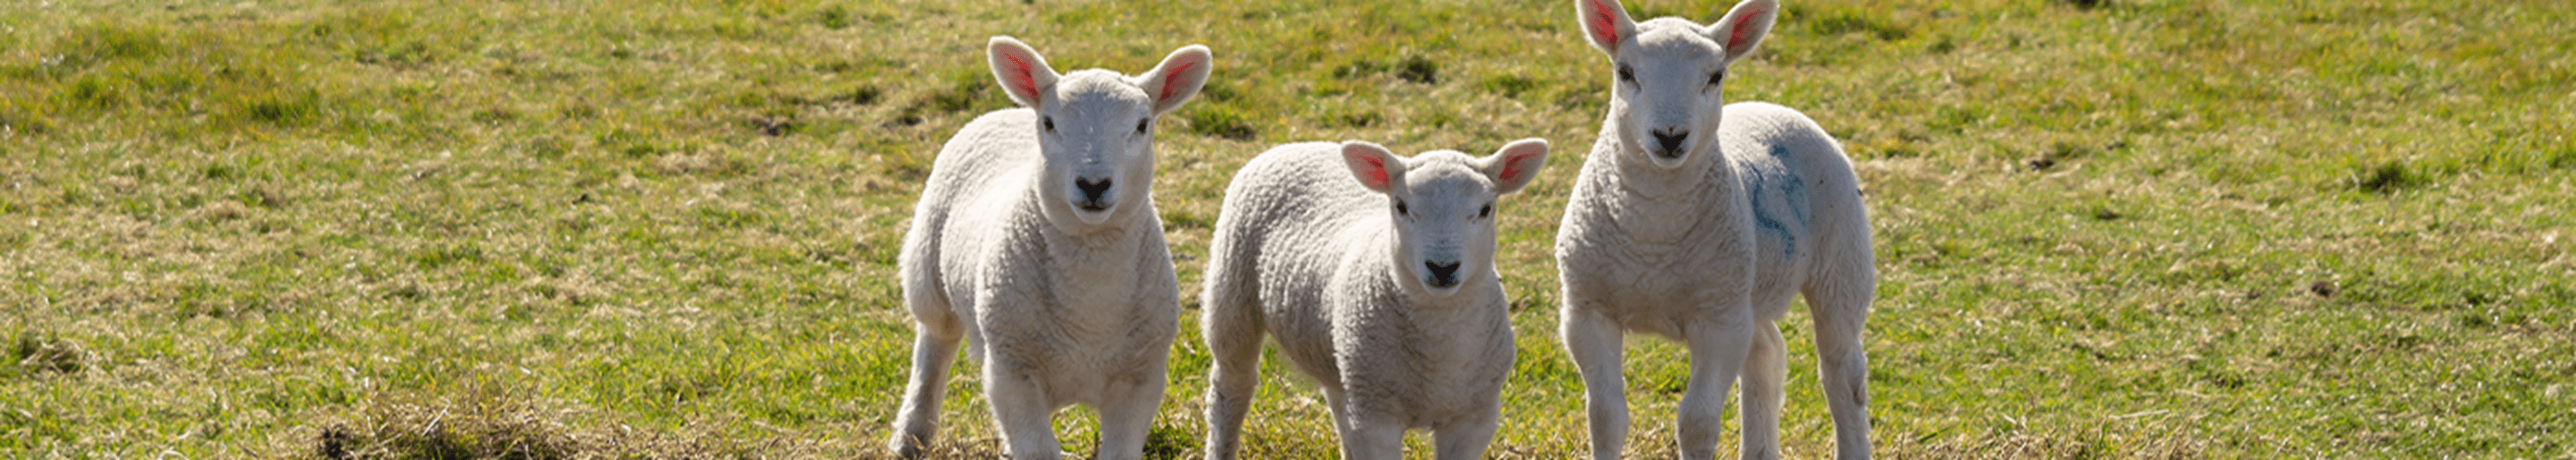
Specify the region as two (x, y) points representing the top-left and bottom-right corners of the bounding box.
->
(1200, 139), (1548, 460)
(888, 36), (1210, 460)
(1557, 0), (1879, 459)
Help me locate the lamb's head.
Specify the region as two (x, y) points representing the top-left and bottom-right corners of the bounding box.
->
(1576, 0), (1776, 168)
(1341, 139), (1549, 297)
(987, 36), (1213, 226)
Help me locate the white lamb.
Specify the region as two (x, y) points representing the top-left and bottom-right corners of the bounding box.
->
(886, 36), (1211, 460)
(1554, 0), (1877, 458)
(1200, 139), (1551, 460)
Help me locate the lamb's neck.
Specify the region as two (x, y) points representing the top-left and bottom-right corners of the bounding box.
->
(1021, 183), (1157, 311)
(1403, 286), (1502, 317)
(1372, 264), (1510, 370)
(1577, 119), (1743, 250)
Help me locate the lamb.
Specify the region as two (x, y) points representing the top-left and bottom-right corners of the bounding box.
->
(886, 36), (1211, 460)
(1552, 0), (1878, 458)
(1200, 139), (1551, 460)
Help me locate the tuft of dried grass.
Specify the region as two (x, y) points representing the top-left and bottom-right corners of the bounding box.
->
(9, 332), (88, 376)
(191, 200), (252, 222)
(308, 380), (778, 460)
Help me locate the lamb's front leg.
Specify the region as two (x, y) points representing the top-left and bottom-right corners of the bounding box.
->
(1092, 354), (1171, 460)
(1677, 307), (1756, 460)
(982, 358), (1064, 460)
(1322, 385), (1357, 445)
(1431, 400), (1501, 460)
(1312, 385), (1393, 459)
(1561, 303), (1630, 460)
(1738, 322), (1790, 460)
(1336, 409), (1407, 460)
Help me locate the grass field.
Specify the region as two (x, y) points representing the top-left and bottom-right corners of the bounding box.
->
(3, 0), (2572, 457)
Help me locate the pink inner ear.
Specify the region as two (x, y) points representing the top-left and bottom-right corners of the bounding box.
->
(1159, 61), (1197, 103)
(1587, 0), (1621, 48)
(1729, 6), (1767, 50)
(1501, 158), (1527, 184)
(1355, 155), (1389, 188)
(1003, 53), (1039, 100)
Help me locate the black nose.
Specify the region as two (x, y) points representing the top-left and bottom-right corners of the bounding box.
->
(1650, 128), (1689, 156)
(1075, 177), (1114, 211)
(1424, 261), (1461, 288)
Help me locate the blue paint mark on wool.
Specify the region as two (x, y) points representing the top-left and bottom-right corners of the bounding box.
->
(1744, 142), (1811, 257)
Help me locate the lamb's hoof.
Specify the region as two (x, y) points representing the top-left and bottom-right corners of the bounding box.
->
(887, 435), (926, 459)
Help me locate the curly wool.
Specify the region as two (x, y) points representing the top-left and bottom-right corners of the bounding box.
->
(1200, 140), (1546, 460)
(888, 36), (1210, 460)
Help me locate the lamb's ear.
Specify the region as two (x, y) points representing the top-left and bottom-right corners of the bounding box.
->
(1576, 0), (1637, 55)
(1341, 141), (1406, 195)
(987, 36), (1059, 108)
(1134, 44), (1213, 116)
(1705, 0), (1779, 65)
(1478, 138), (1551, 196)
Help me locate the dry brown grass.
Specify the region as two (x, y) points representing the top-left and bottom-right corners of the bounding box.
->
(303, 383), (790, 460)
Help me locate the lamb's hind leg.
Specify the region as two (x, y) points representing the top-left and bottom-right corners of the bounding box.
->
(888, 312), (965, 458)
(1200, 284), (1266, 459)
(1561, 303), (1629, 460)
(1738, 322), (1789, 460)
(1807, 280), (1874, 459)
(1677, 306), (1755, 460)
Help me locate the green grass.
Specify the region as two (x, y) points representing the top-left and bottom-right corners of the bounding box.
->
(3, 0), (2571, 457)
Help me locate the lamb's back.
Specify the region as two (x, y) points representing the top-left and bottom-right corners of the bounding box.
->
(903, 109), (1044, 313)
(1208, 142), (1387, 380)
(1215, 142), (1384, 288)
(917, 109), (1041, 222)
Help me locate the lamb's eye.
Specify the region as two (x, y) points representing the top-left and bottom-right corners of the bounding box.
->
(1616, 65), (1636, 83)
(1135, 118), (1150, 134)
(1042, 116), (1055, 132)
(1479, 203), (1492, 218)
(1707, 70), (1726, 86)
(1394, 199), (1409, 216)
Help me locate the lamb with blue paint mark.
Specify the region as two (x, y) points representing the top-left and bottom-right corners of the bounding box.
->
(1552, 0), (1878, 458)
(1200, 139), (1550, 460)
(886, 36), (1211, 460)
